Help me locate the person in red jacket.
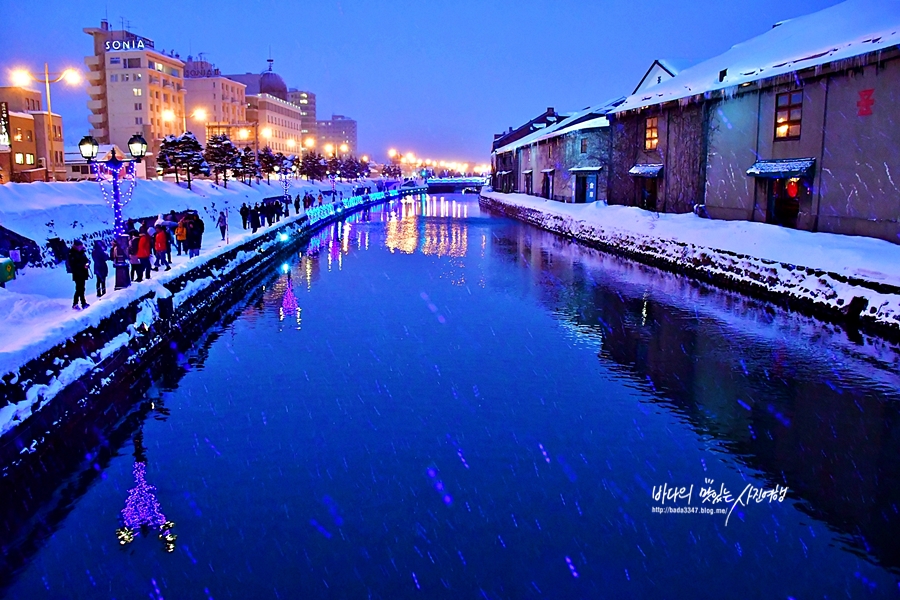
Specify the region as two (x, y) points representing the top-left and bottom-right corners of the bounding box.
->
(136, 225), (153, 280)
(153, 225), (171, 271)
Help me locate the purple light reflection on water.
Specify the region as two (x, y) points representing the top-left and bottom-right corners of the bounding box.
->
(121, 462), (166, 531)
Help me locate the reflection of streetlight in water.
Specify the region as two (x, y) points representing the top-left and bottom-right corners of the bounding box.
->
(115, 430), (177, 552)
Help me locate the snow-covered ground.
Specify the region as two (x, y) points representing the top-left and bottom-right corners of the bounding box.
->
(0, 177), (387, 378)
(480, 190), (900, 332)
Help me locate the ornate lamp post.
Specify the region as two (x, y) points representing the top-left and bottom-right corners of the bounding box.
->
(274, 156), (296, 204)
(78, 133), (148, 290)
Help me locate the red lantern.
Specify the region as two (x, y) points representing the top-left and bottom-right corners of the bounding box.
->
(786, 179), (799, 198)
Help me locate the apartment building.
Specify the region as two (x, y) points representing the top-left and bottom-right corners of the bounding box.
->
(83, 20), (186, 173)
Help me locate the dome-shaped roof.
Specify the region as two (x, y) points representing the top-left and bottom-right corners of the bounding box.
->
(259, 60), (288, 101)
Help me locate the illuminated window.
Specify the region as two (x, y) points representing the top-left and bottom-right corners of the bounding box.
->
(14, 153), (24, 164)
(26, 130), (33, 142)
(122, 73), (130, 82)
(645, 117), (659, 150)
(134, 73), (142, 81)
(25, 153), (35, 165)
(775, 91), (803, 139)
(133, 88), (142, 96)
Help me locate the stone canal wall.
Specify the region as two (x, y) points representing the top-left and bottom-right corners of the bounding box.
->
(480, 191), (900, 339)
(0, 188), (425, 453)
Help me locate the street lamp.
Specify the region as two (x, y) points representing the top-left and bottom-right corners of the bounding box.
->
(339, 143), (349, 156)
(162, 107), (207, 133)
(10, 65), (82, 181)
(324, 143), (334, 157)
(275, 156), (296, 204)
(78, 132), (148, 290)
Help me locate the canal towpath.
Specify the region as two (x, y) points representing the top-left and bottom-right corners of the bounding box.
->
(0, 178), (382, 379)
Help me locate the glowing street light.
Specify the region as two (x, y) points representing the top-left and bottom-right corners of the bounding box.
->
(162, 107), (207, 132)
(339, 143), (349, 155)
(324, 143), (335, 156)
(304, 137), (315, 149)
(287, 138), (296, 148)
(388, 148), (397, 158)
(261, 127), (273, 140)
(239, 128), (249, 140)
(10, 65), (83, 181)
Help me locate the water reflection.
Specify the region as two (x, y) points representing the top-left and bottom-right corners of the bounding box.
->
(486, 225), (900, 572)
(3, 195), (900, 598)
(115, 430), (177, 553)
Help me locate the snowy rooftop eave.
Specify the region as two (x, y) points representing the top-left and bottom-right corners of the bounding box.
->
(492, 98), (622, 155)
(614, 0), (900, 113)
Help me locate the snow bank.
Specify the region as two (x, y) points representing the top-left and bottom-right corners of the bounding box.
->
(481, 191), (900, 333)
(0, 178), (390, 376)
(0, 177), (383, 260)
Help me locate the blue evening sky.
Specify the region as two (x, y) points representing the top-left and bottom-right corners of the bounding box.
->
(1, 0), (838, 162)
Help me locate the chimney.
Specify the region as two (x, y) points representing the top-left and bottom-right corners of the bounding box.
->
(100, 19), (109, 30)
(547, 107), (554, 114)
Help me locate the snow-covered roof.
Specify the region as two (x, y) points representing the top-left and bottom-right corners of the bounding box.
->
(8, 111), (35, 120)
(493, 98), (621, 155)
(629, 164), (664, 177)
(746, 157), (816, 178)
(616, 0), (900, 113)
(657, 58), (695, 75)
(537, 116), (608, 140)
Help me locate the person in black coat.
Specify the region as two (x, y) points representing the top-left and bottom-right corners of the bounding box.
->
(91, 240), (110, 298)
(240, 203), (250, 229)
(68, 240), (90, 309)
(250, 203), (261, 233)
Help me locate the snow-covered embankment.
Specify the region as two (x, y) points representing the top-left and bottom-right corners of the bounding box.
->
(480, 191), (900, 336)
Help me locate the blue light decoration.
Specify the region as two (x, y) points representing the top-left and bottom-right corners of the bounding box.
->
(92, 159), (137, 236)
(278, 232), (289, 242)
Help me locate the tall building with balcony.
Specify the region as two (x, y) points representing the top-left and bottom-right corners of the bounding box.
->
(317, 114), (357, 155)
(182, 56), (248, 146)
(287, 89), (316, 141)
(83, 20), (186, 173)
(0, 87), (65, 181)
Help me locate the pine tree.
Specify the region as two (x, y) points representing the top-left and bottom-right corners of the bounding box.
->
(299, 153), (320, 181)
(239, 147), (258, 184)
(340, 156), (360, 180)
(157, 135), (181, 184)
(178, 132), (208, 190)
(326, 156), (342, 181)
(258, 146), (277, 183)
(203, 134), (240, 187)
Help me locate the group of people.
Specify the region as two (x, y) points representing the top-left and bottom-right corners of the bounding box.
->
(65, 211), (208, 310)
(296, 192), (325, 213)
(239, 200), (289, 234)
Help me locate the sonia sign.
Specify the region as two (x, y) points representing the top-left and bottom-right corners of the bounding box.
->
(104, 37), (152, 52)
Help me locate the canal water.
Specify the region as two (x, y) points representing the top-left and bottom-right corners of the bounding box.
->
(2, 194), (900, 598)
